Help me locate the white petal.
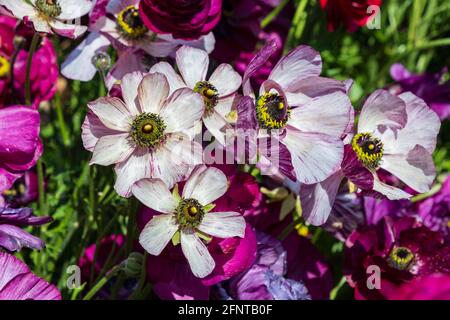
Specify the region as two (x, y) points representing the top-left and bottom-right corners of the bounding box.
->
(283, 129), (344, 184)
(82, 111), (122, 152)
(49, 20), (87, 39)
(288, 91), (352, 136)
(181, 230), (215, 278)
(114, 149), (151, 197)
(358, 89), (407, 133)
(139, 214), (178, 255)
(209, 64), (242, 97)
(0, 0), (35, 18)
(105, 49), (147, 90)
(90, 133), (134, 166)
(151, 133), (203, 188)
(121, 71), (144, 116)
(159, 88), (204, 133)
(131, 179), (177, 214)
(203, 109), (233, 146)
(61, 32), (110, 82)
(380, 146), (435, 194)
(28, 15), (52, 34)
(88, 97), (132, 131)
(176, 46), (209, 88)
(269, 45), (322, 90)
(138, 73), (170, 114)
(182, 166), (227, 205)
(106, 0), (138, 15)
(372, 176), (413, 200)
(149, 62), (186, 95)
(58, 0), (93, 20)
(198, 212), (245, 238)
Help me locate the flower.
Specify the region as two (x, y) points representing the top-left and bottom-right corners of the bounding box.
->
(301, 89), (441, 226)
(236, 40), (353, 184)
(0, 207), (51, 251)
(0, 169), (39, 208)
(139, 0), (222, 40)
(82, 72), (204, 197)
(0, 251), (61, 299)
(0, 0), (92, 39)
(383, 273), (450, 300)
(319, 0), (382, 32)
(149, 45), (241, 145)
(0, 106), (42, 194)
(133, 165), (246, 278)
(344, 216), (450, 300)
(390, 63), (450, 121)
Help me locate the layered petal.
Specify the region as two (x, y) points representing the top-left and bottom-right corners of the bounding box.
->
(90, 133), (134, 166)
(138, 73), (170, 114)
(87, 97), (132, 131)
(121, 71), (144, 116)
(149, 62), (186, 95)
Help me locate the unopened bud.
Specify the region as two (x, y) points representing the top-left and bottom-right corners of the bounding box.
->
(123, 252), (143, 278)
(91, 51), (111, 72)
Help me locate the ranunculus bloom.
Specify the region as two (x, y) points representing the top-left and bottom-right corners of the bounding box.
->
(390, 63), (450, 121)
(0, 252), (61, 300)
(81, 72), (204, 197)
(384, 273), (450, 300)
(0, 169), (39, 208)
(320, 0), (382, 32)
(0, 207), (51, 251)
(139, 0), (222, 40)
(0, 106), (42, 193)
(344, 216), (450, 300)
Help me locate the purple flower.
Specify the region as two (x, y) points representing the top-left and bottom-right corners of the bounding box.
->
(0, 207), (52, 251)
(384, 273), (450, 300)
(390, 63), (450, 121)
(0, 251), (60, 300)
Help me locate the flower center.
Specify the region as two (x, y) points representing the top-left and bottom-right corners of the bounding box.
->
(0, 56), (10, 78)
(256, 93), (290, 130)
(35, 0), (61, 18)
(351, 132), (384, 169)
(117, 5), (148, 39)
(194, 81), (219, 113)
(388, 246), (415, 271)
(176, 198), (205, 229)
(130, 113), (166, 148)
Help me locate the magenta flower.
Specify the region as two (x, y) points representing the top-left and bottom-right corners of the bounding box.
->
(139, 0), (222, 40)
(0, 207), (51, 251)
(344, 216), (449, 300)
(0, 106), (42, 193)
(0, 169), (40, 208)
(383, 273), (450, 300)
(390, 63), (450, 121)
(0, 252), (60, 300)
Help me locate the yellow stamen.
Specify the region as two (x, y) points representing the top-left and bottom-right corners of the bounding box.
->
(0, 56), (10, 78)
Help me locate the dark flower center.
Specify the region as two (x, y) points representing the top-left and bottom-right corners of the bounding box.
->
(0, 56), (10, 78)
(194, 81), (219, 113)
(117, 6), (148, 39)
(176, 198), (205, 229)
(35, 0), (61, 18)
(256, 93), (290, 130)
(351, 132), (384, 169)
(388, 246), (415, 271)
(130, 113), (166, 148)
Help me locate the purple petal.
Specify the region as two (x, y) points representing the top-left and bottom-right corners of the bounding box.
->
(0, 224), (45, 251)
(341, 145), (374, 190)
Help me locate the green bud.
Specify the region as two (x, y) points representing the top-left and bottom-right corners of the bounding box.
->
(123, 252), (143, 278)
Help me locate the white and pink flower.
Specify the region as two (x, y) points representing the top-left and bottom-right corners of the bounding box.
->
(82, 72), (204, 197)
(133, 165), (246, 278)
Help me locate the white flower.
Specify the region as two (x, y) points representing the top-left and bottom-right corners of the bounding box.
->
(150, 46), (242, 146)
(0, 0), (92, 39)
(82, 72), (205, 197)
(133, 166), (246, 278)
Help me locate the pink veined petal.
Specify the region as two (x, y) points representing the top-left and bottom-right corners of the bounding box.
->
(358, 89), (407, 133)
(0, 0), (35, 18)
(58, 0), (93, 20)
(175, 46), (209, 89)
(286, 76), (348, 104)
(149, 61), (186, 95)
(0, 272), (61, 300)
(121, 71), (145, 116)
(61, 32), (111, 82)
(139, 214), (178, 256)
(372, 175), (413, 200)
(49, 20), (87, 39)
(88, 97), (132, 131)
(182, 165), (228, 206)
(114, 148), (151, 197)
(90, 133), (134, 166)
(269, 45), (322, 91)
(106, 49), (147, 90)
(180, 230), (215, 278)
(81, 110), (122, 152)
(198, 211), (246, 239)
(159, 88), (204, 133)
(203, 109), (233, 147)
(0, 224), (45, 252)
(208, 64), (242, 97)
(380, 146), (436, 194)
(283, 129), (344, 184)
(27, 15), (52, 34)
(288, 91), (352, 136)
(300, 171), (344, 226)
(131, 178), (177, 214)
(151, 134), (203, 189)
(138, 73), (170, 114)
(0, 252), (29, 291)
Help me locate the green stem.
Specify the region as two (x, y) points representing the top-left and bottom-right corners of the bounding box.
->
(83, 265), (121, 300)
(55, 93), (70, 146)
(25, 33), (40, 106)
(125, 198), (138, 254)
(261, 0), (290, 29)
(36, 159), (46, 216)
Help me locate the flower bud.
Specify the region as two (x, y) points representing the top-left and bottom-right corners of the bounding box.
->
(91, 52), (111, 72)
(123, 252), (143, 278)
